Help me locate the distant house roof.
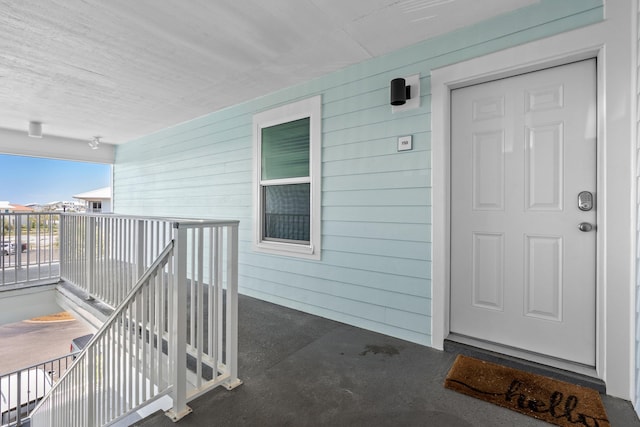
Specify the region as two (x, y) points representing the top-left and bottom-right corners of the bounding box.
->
(9, 204), (34, 212)
(0, 201), (35, 212)
(73, 187), (111, 201)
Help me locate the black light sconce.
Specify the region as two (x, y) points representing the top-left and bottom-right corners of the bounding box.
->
(390, 78), (411, 106)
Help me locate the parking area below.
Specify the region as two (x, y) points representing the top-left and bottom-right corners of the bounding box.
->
(0, 314), (94, 374)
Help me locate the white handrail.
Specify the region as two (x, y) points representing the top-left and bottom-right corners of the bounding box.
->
(30, 217), (241, 426)
(30, 241), (175, 426)
(0, 351), (80, 426)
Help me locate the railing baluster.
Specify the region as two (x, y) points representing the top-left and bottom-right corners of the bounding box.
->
(148, 275), (156, 399)
(216, 226), (223, 366)
(142, 283), (149, 401)
(196, 228), (204, 387)
(189, 229), (196, 350)
(208, 227), (214, 365)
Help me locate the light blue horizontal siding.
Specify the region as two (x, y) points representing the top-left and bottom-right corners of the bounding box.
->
(241, 285), (431, 345)
(323, 221), (431, 243)
(323, 169), (431, 192)
(322, 236), (430, 261)
(240, 265), (429, 314)
(323, 188), (431, 207)
(239, 251), (429, 297)
(114, 1), (603, 346)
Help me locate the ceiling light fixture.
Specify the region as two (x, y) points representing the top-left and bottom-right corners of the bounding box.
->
(88, 136), (101, 150)
(28, 121), (42, 138)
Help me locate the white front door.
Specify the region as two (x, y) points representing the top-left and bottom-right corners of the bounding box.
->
(450, 60), (597, 366)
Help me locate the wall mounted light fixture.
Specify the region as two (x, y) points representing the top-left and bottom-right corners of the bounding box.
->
(88, 136), (101, 150)
(390, 78), (411, 106)
(390, 74), (420, 113)
(28, 121), (42, 138)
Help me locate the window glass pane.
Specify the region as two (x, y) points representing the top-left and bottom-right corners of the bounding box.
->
(263, 183), (310, 242)
(261, 117), (310, 180)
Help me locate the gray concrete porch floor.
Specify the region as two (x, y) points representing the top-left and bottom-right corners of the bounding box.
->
(136, 295), (639, 427)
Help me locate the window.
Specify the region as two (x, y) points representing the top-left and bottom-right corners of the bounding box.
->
(253, 96), (321, 259)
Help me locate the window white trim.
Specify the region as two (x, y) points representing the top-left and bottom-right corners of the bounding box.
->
(252, 95), (322, 259)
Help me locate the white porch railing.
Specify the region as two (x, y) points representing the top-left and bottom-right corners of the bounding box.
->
(60, 214), (174, 308)
(0, 213), (60, 287)
(30, 216), (241, 426)
(0, 351), (79, 426)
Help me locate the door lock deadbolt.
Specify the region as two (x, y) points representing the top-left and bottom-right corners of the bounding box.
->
(578, 191), (593, 211)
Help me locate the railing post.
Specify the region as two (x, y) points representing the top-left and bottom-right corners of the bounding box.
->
(224, 224), (242, 390)
(59, 214), (65, 279)
(86, 216), (96, 296)
(166, 224), (192, 421)
(58, 214), (65, 277)
(87, 346), (95, 426)
(137, 219), (146, 279)
(15, 215), (22, 270)
(16, 370), (22, 426)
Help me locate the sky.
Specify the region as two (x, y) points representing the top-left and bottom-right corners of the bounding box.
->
(0, 154), (111, 205)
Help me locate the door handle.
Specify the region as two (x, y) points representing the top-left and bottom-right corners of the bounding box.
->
(578, 222), (593, 232)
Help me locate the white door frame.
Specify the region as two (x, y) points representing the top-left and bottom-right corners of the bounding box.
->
(431, 3), (635, 401)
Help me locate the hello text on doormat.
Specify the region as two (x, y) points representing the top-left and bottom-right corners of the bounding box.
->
(444, 355), (609, 427)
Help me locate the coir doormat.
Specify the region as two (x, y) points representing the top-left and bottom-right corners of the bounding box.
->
(444, 355), (609, 427)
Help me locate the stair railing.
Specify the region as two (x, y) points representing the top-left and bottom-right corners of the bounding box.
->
(30, 218), (241, 426)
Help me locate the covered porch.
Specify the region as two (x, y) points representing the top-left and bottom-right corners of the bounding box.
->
(1, 212), (637, 426)
(136, 294), (640, 427)
(1, 1), (639, 424)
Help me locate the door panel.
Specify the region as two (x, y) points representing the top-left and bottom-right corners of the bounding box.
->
(450, 60), (597, 366)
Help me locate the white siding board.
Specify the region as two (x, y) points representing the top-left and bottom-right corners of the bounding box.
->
(114, 1), (602, 346)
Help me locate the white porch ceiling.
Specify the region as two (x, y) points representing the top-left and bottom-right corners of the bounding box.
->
(0, 0), (537, 145)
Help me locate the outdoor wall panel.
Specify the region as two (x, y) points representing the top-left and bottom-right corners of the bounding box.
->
(240, 253), (430, 297)
(322, 235), (430, 261)
(323, 188), (430, 207)
(241, 276), (430, 345)
(114, 0), (602, 347)
(322, 221), (430, 243)
(240, 264), (428, 315)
